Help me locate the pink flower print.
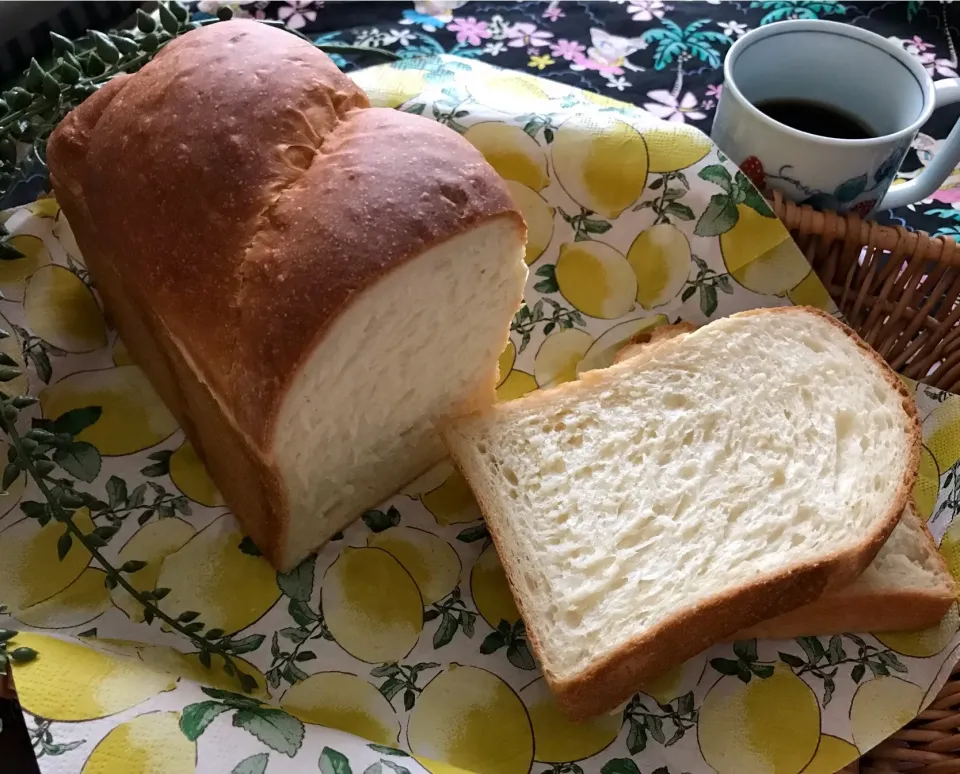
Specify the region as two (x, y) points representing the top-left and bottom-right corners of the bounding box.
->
(447, 16), (491, 46)
(914, 50), (959, 79)
(705, 83), (723, 99)
(909, 35), (934, 52)
(626, 0), (667, 22)
(934, 58), (959, 78)
(932, 183), (960, 204)
(277, 1), (317, 30)
(542, 1), (565, 21)
(551, 38), (587, 61)
(505, 22), (554, 50)
(643, 90), (708, 123)
(569, 51), (624, 76)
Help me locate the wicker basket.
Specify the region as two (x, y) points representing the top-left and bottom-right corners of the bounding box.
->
(774, 191), (960, 774)
(774, 192), (960, 394)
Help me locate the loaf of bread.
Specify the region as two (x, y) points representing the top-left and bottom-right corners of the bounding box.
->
(619, 324), (956, 639)
(47, 21), (528, 570)
(443, 307), (920, 719)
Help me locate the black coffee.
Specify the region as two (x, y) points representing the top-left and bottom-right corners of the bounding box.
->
(754, 98), (876, 140)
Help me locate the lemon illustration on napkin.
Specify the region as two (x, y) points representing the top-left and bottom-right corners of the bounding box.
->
(281, 671), (400, 745)
(409, 664), (533, 774)
(0, 508), (94, 615)
(553, 113), (648, 219)
(0, 233), (50, 301)
(471, 543), (521, 629)
(534, 328), (593, 388)
(505, 181), (554, 265)
(874, 603), (959, 657)
(40, 366), (178, 456)
(81, 711), (195, 774)
(850, 677), (923, 753)
(628, 223), (692, 309)
(465, 122), (549, 192)
(787, 270), (837, 313)
(913, 445), (940, 522)
(556, 242), (637, 320)
(137, 644), (268, 698)
(466, 70), (553, 115)
(925, 399), (960, 489)
(24, 265), (106, 353)
(169, 440), (224, 507)
(421, 466), (483, 525)
(110, 518), (196, 623)
(12, 633), (177, 721)
(351, 66), (425, 108)
(14, 568), (110, 630)
(0, 312), (29, 399)
(520, 676), (619, 762)
(576, 316), (669, 377)
(368, 525), (461, 605)
(698, 663), (820, 774)
(154, 513), (280, 635)
(322, 546), (423, 663)
(643, 124), (711, 173)
(498, 369), (538, 402)
(722, 204), (808, 296)
(802, 735), (859, 774)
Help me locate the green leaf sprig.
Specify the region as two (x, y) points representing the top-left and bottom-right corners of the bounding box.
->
(0, 1), (397, 202)
(0, 620), (38, 679)
(693, 164), (774, 238)
(510, 298), (587, 354)
(0, 331), (259, 693)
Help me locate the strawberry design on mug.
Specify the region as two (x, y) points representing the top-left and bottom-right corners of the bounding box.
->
(711, 19), (960, 217)
(739, 156), (766, 192)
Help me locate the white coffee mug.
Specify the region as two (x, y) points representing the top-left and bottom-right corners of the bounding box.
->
(712, 19), (960, 215)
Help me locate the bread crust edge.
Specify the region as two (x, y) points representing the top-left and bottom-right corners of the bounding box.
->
(444, 305), (922, 720)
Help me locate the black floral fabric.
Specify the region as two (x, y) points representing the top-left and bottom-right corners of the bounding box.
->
(196, 0), (960, 236)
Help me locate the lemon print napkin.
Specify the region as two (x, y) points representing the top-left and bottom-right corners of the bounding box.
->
(1, 55), (959, 774)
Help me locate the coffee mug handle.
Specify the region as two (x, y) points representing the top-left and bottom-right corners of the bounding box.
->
(881, 79), (960, 210)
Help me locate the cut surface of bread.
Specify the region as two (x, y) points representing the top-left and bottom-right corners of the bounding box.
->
(275, 221), (526, 562)
(618, 323), (956, 639)
(443, 307), (920, 718)
(736, 501), (956, 638)
(46, 21), (528, 570)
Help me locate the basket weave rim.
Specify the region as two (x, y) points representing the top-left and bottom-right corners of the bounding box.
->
(772, 190), (960, 266)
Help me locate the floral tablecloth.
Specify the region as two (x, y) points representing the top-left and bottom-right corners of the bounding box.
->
(3, 1), (959, 229)
(185, 0), (960, 240)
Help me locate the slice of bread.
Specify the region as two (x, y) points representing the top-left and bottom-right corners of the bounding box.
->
(443, 307), (920, 718)
(619, 323), (956, 639)
(736, 501), (956, 638)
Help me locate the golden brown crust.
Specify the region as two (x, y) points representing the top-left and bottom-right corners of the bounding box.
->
(612, 321), (696, 365)
(48, 20), (524, 568)
(734, 501), (956, 639)
(444, 306), (921, 719)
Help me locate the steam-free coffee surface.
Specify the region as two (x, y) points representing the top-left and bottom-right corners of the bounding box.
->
(754, 98), (876, 140)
